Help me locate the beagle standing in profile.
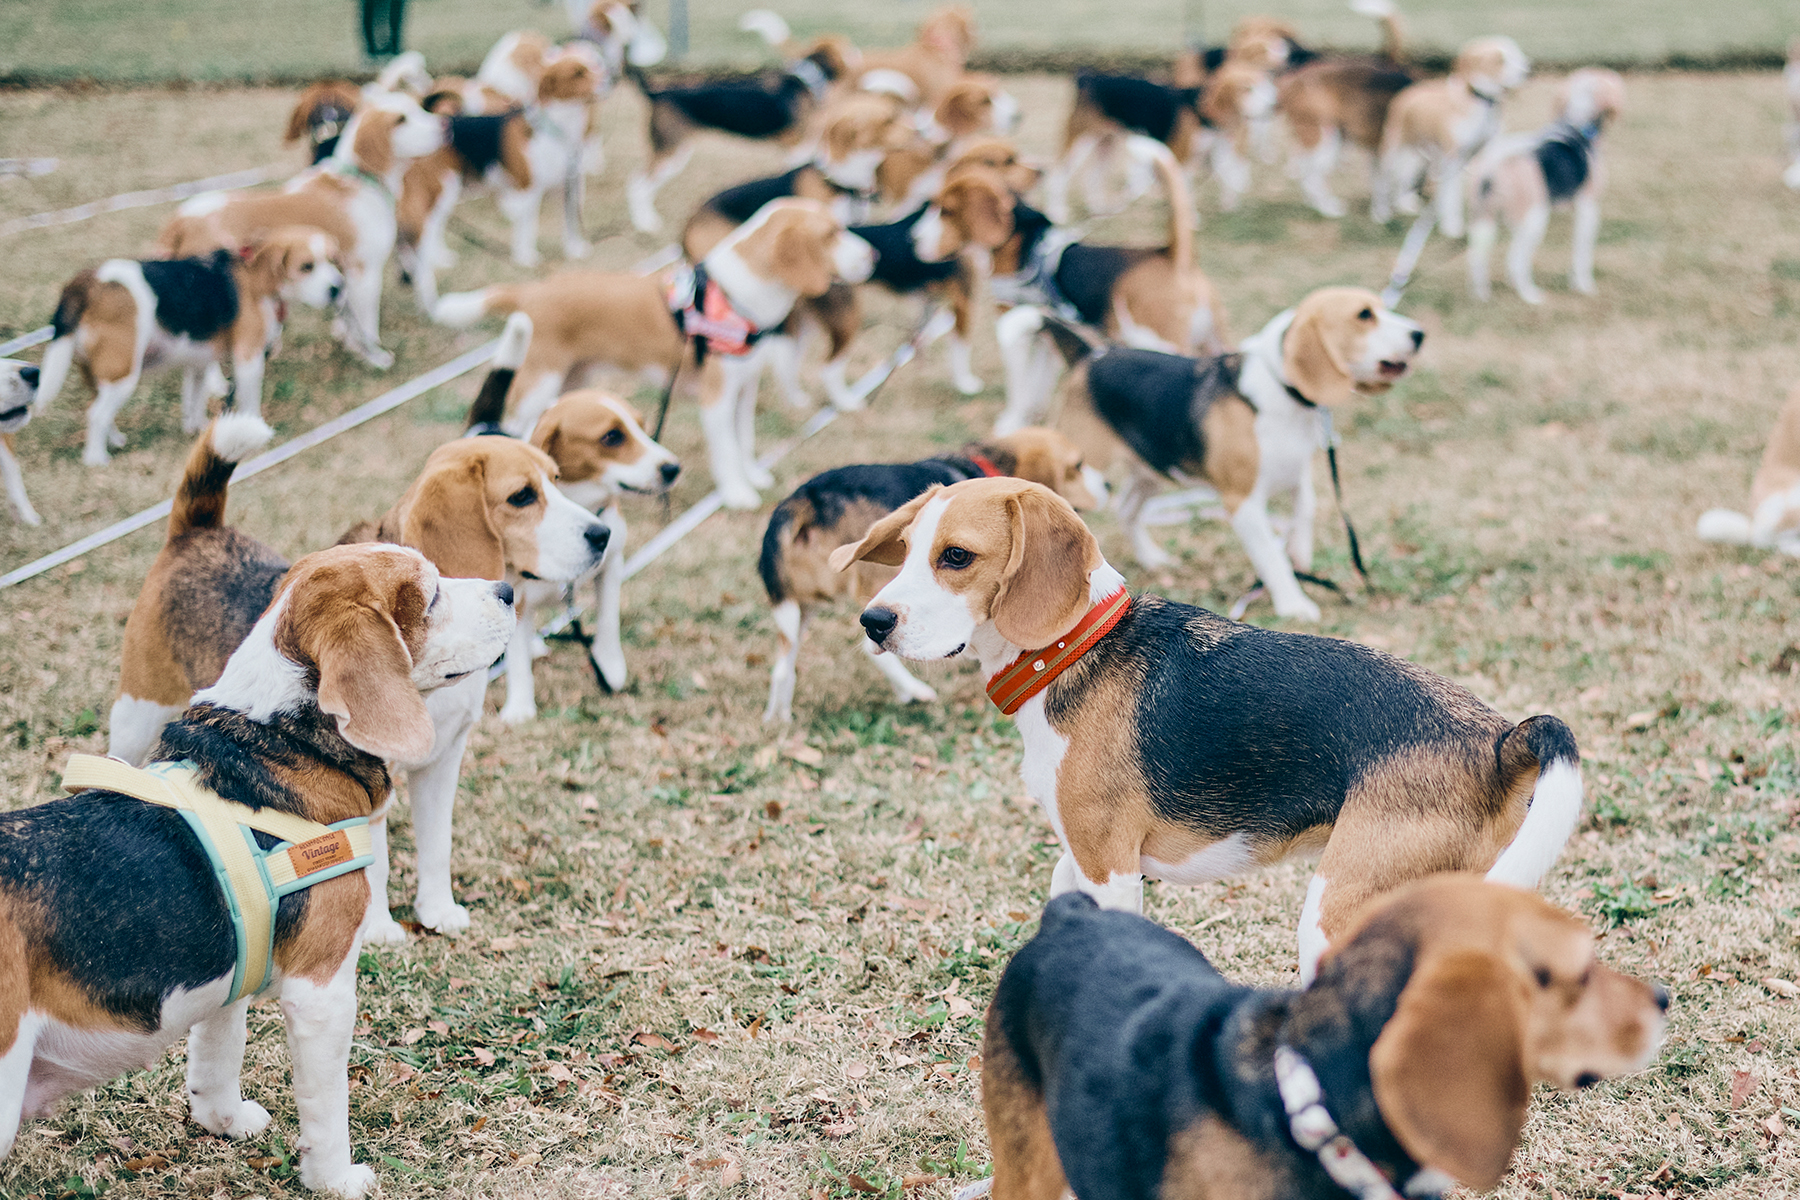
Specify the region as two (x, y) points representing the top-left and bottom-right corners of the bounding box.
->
(1, 541), (517, 1196)
(1467, 68), (1626, 304)
(1697, 382), (1800, 555)
(1044, 286), (1424, 620)
(834, 478), (1586, 981)
(976, 876), (1668, 1200)
(0, 360), (42, 525)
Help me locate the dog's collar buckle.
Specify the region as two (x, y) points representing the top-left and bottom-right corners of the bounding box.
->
(1274, 1045), (1448, 1200)
(985, 586), (1130, 715)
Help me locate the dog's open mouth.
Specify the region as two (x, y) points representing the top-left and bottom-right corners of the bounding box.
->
(946, 643), (965, 658)
(0, 405), (28, 423)
(1377, 360), (1409, 380)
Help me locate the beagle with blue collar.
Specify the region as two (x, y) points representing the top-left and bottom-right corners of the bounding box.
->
(832, 477), (1587, 982)
(973, 876), (1668, 1200)
(1, 542), (517, 1196)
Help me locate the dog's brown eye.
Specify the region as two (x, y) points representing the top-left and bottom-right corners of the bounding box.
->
(939, 546), (974, 569)
(1534, 967), (1553, 988)
(507, 486), (538, 508)
(602, 429), (625, 447)
(300, 262), (314, 273)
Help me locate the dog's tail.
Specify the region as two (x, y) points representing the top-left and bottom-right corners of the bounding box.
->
(1696, 508), (1755, 545)
(1124, 135), (1193, 268)
(169, 414), (274, 540)
(1486, 715), (1582, 888)
(433, 285), (515, 328)
(36, 271), (98, 411)
(1348, 0), (1405, 63)
(466, 312), (533, 433)
(739, 9), (794, 51)
(758, 494), (810, 604)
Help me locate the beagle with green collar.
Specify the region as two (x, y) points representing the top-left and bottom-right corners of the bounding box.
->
(832, 478), (1586, 982)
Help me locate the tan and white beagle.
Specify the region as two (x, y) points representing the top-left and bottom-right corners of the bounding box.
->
(159, 90), (446, 369)
(854, 5), (977, 107)
(1697, 381), (1800, 555)
(34, 230), (343, 466)
(433, 197), (874, 510)
(833, 478), (1585, 983)
(2, 541), (515, 1197)
(0, 360), (41, 526)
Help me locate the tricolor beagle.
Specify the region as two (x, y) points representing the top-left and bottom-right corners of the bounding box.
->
(286, 80), (365, 165)
(2, 542), (516, 1197)
(0, 360), (42, 526)
(1467, 69), (1626, 305)
(975, 877), (1667, 1200)
(853, 5), (977, 108)
(34, 232), (343, 466)
(1042, 286), (1424, 620)
(433, 197), (874, 510)
(759, 427), (1101, 724)
(1697, 381), (1800, 555)
(834, 478), (1587, 981)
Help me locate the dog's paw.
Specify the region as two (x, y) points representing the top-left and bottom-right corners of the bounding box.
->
(106, 427), (127, 449)
(498, 699), (538, 726)
(192, 1096), (271, 1139)
(952, 371), (984, 396)
(745, 462), (776, 489)
(14, 504), (42, 526)
(1275, 595), (1323, 623)
(360, 913), (410, 945)
(591, 649), (627, 694)
(300, 1159), (377, 1199)
(895, 680), (939, 705)
(82, 448), (112, 468)
(719, 485), (762, 511)
(1571, 276), (1597, 296)
(358, 345), (395, 371)
(1516, 287), (1546, 306)
(415, 898), (471, 935)
(564, 239), (592, 260)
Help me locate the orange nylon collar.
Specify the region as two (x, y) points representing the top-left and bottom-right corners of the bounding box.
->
(985, 587), (1131, 716)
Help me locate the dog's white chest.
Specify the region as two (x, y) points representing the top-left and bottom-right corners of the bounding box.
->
(1013, 696), (1070, 841)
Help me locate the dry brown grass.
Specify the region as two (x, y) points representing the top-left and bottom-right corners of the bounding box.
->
(4, 68), (1800, 1199)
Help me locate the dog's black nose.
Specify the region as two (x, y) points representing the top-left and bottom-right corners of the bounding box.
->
(1652, 982), (1670, 1012)
(1410, 329), (1425, 349)
(659, 461), (681, 484)
(586, 522), (611, 554)
(860, 606), (898, 643)
(495, 581), (515, 605)
(18, 366), (39, 387)
(329, 283), (343, 302)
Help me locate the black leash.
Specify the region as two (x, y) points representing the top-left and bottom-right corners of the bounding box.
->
(1285, 385), (1370, 584)
(651, 341), (685, 441)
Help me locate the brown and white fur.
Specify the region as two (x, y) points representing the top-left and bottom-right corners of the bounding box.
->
(1697, 382), (1800, 556)
(433, 198), (874, 510)
(854, 5), (978, 107)
(35, 229), (343, 466)
(1467, 68), (1625, 305)
(567, 0), (667, 83)
(2, 541), (515, 1196)
(160, 91), (446, 369)
(0, 360), (42, 525)
(1374, 35), (1530, 235)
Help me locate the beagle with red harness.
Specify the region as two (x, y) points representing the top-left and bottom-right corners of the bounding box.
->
(1, 541), (516, 1196)
(833, 478), (1587, 982)
(972, 876), (1668, 1200)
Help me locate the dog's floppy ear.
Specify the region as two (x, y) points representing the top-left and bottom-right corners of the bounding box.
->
(992, 484), (1100, 648)
(829, 489), (939, 572)
(351, 109), (400, 176)
(397, 456), (506, 581)
(285, 94), (315, 143)
(946, 172), (1014, 247)
(1369, 948), (1530, 1191)
(771, 216), (837, 298)
(1282, 296), (1357, 407)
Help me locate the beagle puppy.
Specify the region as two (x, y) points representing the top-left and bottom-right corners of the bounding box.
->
(108, 420), (610, 941)
(833, 478), (1586, 981)
(34, 231), (344, 466)
(285, 80), (364, 165)
(1697, 381), (1800, 555)
(2, 541), (516, 1197)
(760, 427), (1101, 724)
(1467, 69), (1626, 305)
(978, 877), (1668, 1200)
(1040, 286), (1423, 620)
(1374, 35), (1531, 235)
(0, 360), (42, 526)
(433, 197), (875, 510)
(159, 90), (446, 369)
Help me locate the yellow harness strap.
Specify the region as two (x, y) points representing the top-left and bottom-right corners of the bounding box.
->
(61, 753), (374, 1005)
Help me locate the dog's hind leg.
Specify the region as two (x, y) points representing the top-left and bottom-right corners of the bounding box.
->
(0, 436), (41, 526)
(1570, 192), (1600, 296)
(1467, 212), (1498, 300)
(0, 930), (43, 1160)
(83, 377), (136, 467)
(186, 997), (272, 1139)
(626, 144), (693, 233)
(1117, 469), (1172, 569)
(764, 598), (807, 723)
(1505, 202), (1550, 304)
(863, 637), (938, 706)
(590, 504), (629, 692)
(280, 951), (374, 1197)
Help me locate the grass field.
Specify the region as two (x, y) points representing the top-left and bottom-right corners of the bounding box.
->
(4, 57), (1800, 1200)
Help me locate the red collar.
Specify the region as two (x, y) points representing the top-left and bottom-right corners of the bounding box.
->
(985, 587), (1131, 715)
(967, 452), (1004, 478)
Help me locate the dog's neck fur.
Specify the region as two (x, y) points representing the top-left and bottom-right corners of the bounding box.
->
(972, 558), (1128, 677)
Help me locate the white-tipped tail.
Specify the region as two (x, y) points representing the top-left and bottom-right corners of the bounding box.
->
(1348, 0), (1396, 16)
(738, 9), (792, 46)
(496, 312), (534, 370)
(1486, 758), (1582, 888)
(34, 336), (75, 411)
(210, 413), (274, 462)
(1696, 508), (1754, 544)
(432, 289), (492, 328)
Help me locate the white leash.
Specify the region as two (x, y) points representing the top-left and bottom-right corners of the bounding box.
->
(0, 164), (282, 241)
(0, 327), (52, 358)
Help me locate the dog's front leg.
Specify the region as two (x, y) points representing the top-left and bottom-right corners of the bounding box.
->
(1049, 849), (1144, 913)
(229, 351), (266, 421)
(407, 681), (481, 934)
(498, 184), (545, 269)
(498, 585), (538, 725)
(1232, 500), (1320, 621)
(1570, 192), (1601, 295)
(1506, 202), (1550, 304)
(730, 357), (774, 488)
(359, 792), (408, 945)
(186, 997), (271, 1140)
(1286, 462), (1317, 573)
(993, 306), (1048, 436)
(340, 266), (393, 369)
(590, 504), (629, 692)
(280, 951), (374, 1197)
(0, 437), (41, 526)
(180, 366), (212, 433)
(862, 638), (938, 706)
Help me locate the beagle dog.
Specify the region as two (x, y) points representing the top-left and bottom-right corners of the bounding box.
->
(285, 80), (364, 165)
(34, 231), (344, 466)
(462, 314), (681, 720)
(108, 420), (610, 941)
(1040, 286), (1423, 620)
(759, 427), (1101, 724)
(566, 0), (668, 83)
(1697, 381), (1800, 555)
(853, 5), (977, 108)
(1275, 0), (1415, 219)
(977, 877), (1668, 1200)
(159, 90), (446, 370)
(1467, 69), (1626, 305)
(433, 197), (875, 510)
(0, 360), (41, 525)
(2, 541), (516, 1197)
(833, 478), (1586, 981)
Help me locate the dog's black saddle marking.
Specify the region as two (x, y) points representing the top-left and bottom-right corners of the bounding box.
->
(1054, 243), (1155, 327)
(852, 206), (961, 293)
(449, 113), (516, 176)
(708, 166), (810, 225)
(1088, 347), (1241, 475)
(658, 78), (808, 139)
(1536, 121), (1596, 203)
(141, 250), (240, 342)
(1078, 73), (1201, 144)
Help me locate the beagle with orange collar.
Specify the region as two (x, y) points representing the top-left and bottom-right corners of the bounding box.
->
(159, 90), (445, 370)
(1041, 286), (1423, 620)
(2, 541), (516, 1197)
(759, 427), (1100, 724)
(974, 876), (1667, 1200)
(1697, 382), (1800, 556)
(109, 418), (610, 941)
(833, 478), (1586, 982)
(433, 197), (874, 510)
(34, 231), (343, 466)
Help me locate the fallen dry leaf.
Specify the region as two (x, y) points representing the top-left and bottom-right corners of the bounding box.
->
(902, 1174), (942, 1191)
(489, 936), (523, 952)
(845, 1062), (870, 1079)
(633, 1031), (678, 1051)
(401, 1027), (428, 1045)
(787, 743), (824, 766)
(1731, 1069), (1755, 1109)
(247, 1155), (281, 1170)
(471, 1116), (489, 1134)
(692, 1028), (721, 1044)
(513, 1151), (543, 1168)
(848, 1174), (881, 1194)
(1764, 1114), (1786, 1139)
(428, 1020), (449, 1034)
(472, 1047), (496, 1067)
(720, 1161), (743, 1187)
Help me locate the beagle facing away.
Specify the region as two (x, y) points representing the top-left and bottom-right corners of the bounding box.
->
(0, 359), (42, 525)
(1, 542), (517, 1196)
(109, 419), (610, 940)
(1467, 69), (1626, 305)
(1040, 286), (1424, 621)
(975, 877), (1668, 1200)
(834, 478), (1587, 981)
(1697, 381), (1800, 555)
(759, 427), (1101, 724)
(34, 233), (344, 466)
